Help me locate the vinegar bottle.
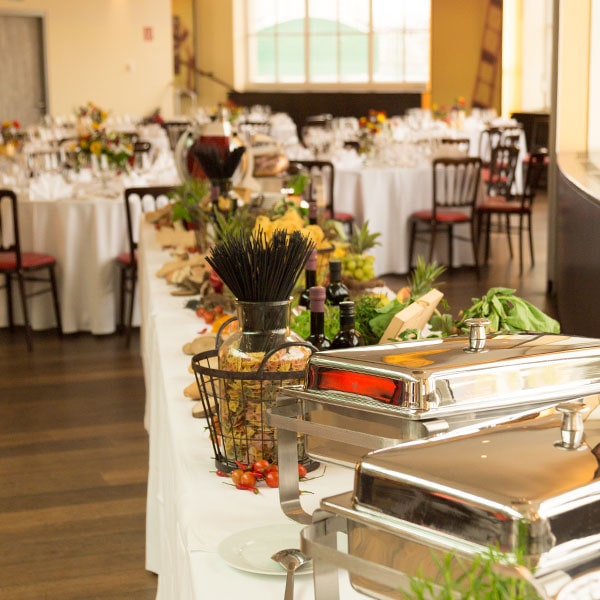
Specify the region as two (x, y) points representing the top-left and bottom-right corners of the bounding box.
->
(331, 301), (363, 349)
(306, 286), (332, 350)
(326, 260), (349, 305)
(299, 250), (317, 309)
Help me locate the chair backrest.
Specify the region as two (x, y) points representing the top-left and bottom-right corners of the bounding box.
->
(523, 149), (549, 204)
(440, 137), (470, 155)
(123, 186), (177, 262)
(132, 141), (153, 171)
(486, 145), (520, 198)
(432, 157), (482, 215)
(288, 160), (335, 220)
(0, 189), (23, 268)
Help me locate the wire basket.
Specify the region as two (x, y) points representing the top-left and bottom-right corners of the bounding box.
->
(192, 342), (317, 472)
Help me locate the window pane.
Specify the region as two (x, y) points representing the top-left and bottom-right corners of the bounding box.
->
(275, 0), (304, 34)
(373, 33), (404, 82)
(404, 31), (429, 83)
(340, 34), (368, 82)
(248, 0), (277, 33)
(309, 34), (338, 82)
(246, 0), (430, 87)
(278, 35), (305, 82)
(308, 0), (338, 33)
(253, 35), (276, 83)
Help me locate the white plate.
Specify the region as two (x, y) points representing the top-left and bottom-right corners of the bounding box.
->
(217, 523), (313, 576)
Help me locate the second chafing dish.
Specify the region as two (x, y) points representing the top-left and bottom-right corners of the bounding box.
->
(301, 400), (600, 599)
(269, 327), (600, 523)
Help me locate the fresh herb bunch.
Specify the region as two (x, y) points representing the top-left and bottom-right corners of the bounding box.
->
(171, 179), (211, 225)
(429, 287), (560, 337)
(407, 547), (540, 600)
(291, 303), (339, 341)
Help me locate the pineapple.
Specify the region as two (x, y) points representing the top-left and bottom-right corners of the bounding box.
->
(342, 221), (381, 281)
(397, 257), (446, 302)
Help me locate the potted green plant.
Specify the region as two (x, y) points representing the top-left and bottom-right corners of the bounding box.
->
(171, 178), (211, 251)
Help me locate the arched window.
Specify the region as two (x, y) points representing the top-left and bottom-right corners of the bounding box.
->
(244, 0), (430, 90)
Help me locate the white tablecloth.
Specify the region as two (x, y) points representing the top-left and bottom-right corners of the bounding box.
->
(139, 224), (366, 599)
(334, 163), (480, 276)
(0, 162), (179, 334)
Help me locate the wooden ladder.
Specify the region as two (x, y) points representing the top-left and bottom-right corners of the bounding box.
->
(471, 0), (503, 109)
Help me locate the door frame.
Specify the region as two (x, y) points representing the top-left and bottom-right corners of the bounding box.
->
(0, 8), (49, 119)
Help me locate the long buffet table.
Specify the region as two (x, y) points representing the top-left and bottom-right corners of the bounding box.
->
(139, 222), (366, 599)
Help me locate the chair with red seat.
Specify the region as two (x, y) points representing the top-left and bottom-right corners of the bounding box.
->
(289, 160), (354, 235)
(0, 188), (62, 351)
(477, 149), (548, 275)
(408, 157), (482, 275)
(116, 186), (176, 346)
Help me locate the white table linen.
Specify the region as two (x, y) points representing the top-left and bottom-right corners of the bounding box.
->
(333, 162), (480, 275)
(139, 224), (366, 599)
(0, 159), (179, 334)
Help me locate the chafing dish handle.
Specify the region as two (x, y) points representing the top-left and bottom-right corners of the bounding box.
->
(302, 511), (552, 600)
(277, 424), (312, 524)
(301, 511), (422, 599)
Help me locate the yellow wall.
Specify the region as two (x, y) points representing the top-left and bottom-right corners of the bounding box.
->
(431, 0), (497, 111)
(194, 0), (235, 109)
(0, 0), (174, 118)
(556, 0), (590, 152)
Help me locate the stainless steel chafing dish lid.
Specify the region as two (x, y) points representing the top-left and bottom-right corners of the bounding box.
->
(304, 332), (600, 418)
(352, 402), (600, 559)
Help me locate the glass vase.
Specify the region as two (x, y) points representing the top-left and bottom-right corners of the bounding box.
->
(217, 299), (312, 467)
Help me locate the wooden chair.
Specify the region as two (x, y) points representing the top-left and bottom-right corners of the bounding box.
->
(477, 149), (548, 275)
(289, 159), (354, 235)
(0, 189), (62, 351)
(408, 157), (482, 274)
(116, 186), (176, 346)
(440, 137), (471, 155)
(131, 141), (153, 171)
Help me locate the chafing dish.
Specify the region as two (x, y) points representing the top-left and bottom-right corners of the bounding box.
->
(301, 400), (600, 599)
(269, 326), (600, 523)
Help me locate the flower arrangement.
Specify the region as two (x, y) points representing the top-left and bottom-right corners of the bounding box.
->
(453, 96), (467, 112)
(0, 120), (23, 158)
(76, 101), (108, 131)
(1, 120), (21, 143)
(432, 97), (467, 126)
(77, 131), (133, 170)
(358, 109), (387, 153)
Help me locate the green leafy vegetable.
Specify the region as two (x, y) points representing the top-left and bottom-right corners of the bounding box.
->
(453, 287), (559, 335)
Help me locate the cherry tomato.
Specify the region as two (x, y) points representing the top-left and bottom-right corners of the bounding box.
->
(297, 464), (308, 478)
(265, 470), (279, 488)
(252, 459), (270, 473)
(230, 469), (244, 485)
(240, 471), (257, 488)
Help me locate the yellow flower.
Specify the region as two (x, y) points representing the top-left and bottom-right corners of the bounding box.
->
(89, 140), (103, 156)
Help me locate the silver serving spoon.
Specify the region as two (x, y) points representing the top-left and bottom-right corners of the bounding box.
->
(271, 548), (310, 600)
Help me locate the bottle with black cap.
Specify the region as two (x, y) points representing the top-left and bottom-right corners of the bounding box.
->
(306, 286), (332, 350)
(331, 300), (363, 349)
(326, 260), (349, 305)
(299, 249), (317, 309)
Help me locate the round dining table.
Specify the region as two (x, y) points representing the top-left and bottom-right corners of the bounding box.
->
(0, 164), (179, 334)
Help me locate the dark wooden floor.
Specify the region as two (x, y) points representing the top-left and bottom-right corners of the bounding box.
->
(0, 330), (157, 600)
(0, 193), (555, 599)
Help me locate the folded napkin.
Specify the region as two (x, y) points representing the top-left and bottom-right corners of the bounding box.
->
(29, 174), (74, 201)
(330, 147), (364, 170)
